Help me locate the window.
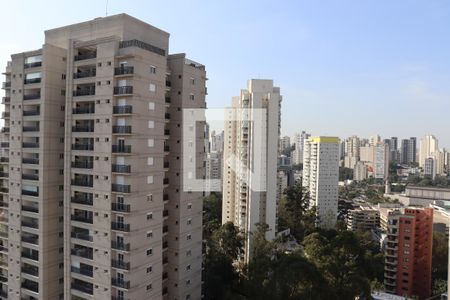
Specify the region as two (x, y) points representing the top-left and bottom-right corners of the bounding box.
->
(189, 93), (195, 101)
(147, 212), (153, 220)
(148, 102), (155, 110)
(186, 265), (191, 271)
(187, 234), (191, 240)
(148, 120), (154, 129)
(147, 157), (154, 165)
(146, 284), (152, 290)
(190, 77), (195, 85)
(147, 231), (153, 238)
(150, 65), (156, 74)
(186, 279), (191, 285)
(187, 218), (192, 225)
(147, 176), (154, 184)
(147, 194), (153, 202)
(149, 83), (156, 92)
(146, 248), (153, 256)
(147, 266), (153, 273)
(187, 203), (192, 209)
(147, 139), (154, 147)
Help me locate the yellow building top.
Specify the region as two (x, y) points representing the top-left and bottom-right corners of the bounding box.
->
(309, 136), (340, 144)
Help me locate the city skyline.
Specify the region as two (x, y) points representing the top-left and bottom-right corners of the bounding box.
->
(1, 1), (450, 147)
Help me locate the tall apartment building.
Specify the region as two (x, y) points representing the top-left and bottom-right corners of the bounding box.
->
(302, 136), (339, 229)
(222, 79), (281, 262)
(291, 131), (309, 165)
(1, 14), (206, 300)
(279, 136), (291, 153)
(343, 135), (360, 169)
(419, 135), (439, 168)
(400, 137), (417, 165)
(384, 208), (433, 300)
(374, 142), (389, 181)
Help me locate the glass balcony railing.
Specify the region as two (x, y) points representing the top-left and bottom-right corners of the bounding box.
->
(114, 66), (134, 76)
(113, 86), (133, 95)
(112, 184), (131, 193)
(112, 145), (131, 153)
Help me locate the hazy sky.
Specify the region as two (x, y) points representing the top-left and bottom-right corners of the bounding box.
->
(1, 0), (449, 147)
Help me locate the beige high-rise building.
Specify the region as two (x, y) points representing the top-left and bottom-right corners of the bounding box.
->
(1, 14), (206, 300)
(419, 135), (439, 168)
(222, 79), (281, 262)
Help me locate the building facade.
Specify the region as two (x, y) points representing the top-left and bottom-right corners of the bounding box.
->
(1, 14), (206, 300)
(302, 136), (339, 229)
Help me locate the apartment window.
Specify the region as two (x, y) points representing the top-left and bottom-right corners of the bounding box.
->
(189, 93), (195, 101)
(186, 250), (191, 256)
(186, 279), (191, 285)
(148, 102), (155, 110)
(146, 284), (152, 291)
(149, 83), (156, 92)
(187, 218), (192, 225)
(147, 266), (153, 273)
(186, 265), (191, 271)
(146, 231), (153, 238)
(190, 77), (195, 85)
(147, 157), (154, 165)
(186, 295), (191, 300)
(147, 212), (153, 220)
(187, 203), (192, 209)
(146, 248), (153, 256)
(148, 139), (154, 147)
(186, 234), (191, 240)
(147, 176), (154, 184)
(148, 120), (154, 129)
(147, 194), (153, 202)
(150, 65), (156, 74)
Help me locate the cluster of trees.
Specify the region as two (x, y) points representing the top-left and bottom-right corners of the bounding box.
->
(407, 174), (450, 187)
(203, 185), (385, 300)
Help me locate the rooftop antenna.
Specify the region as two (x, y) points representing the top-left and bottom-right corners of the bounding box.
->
(105, 0), (109, 16)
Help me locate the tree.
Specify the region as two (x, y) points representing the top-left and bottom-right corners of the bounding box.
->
(339, 167), (354, 181)
(203, 193), (222, 240)
(432, 232), (448, 281)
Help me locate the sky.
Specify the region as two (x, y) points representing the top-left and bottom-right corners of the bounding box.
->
(1, 0), (449, 147)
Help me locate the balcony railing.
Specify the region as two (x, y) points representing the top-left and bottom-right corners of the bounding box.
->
(113, 105), (132, 114)
(72, 143), (94, 151)
(165, 97), (171, 103)
(113, 86), (133, 95)
(22, 190), (39, 197)
(23, 93), (41, 100)
(112, 164), (130, 173)
(24, 78), (41, 85)
(21, 205), (39, 213)
(111, 222), (130, 232)
(71, 161), (93, 169)
(22, 174), (39, 181)
(21, 265), (39, 276)
(73, 88), (95, 97)
(71, 194), (93, 205)
(71, 282), (93, 295)
(73, 107), (95, 114)
(2, 82), (11, 89)
(74, 52), (96, 61)
(112, 125), (132, 134)
(1, 128), (9, 133)
(166, 80), (171, 87)
(2, 112), (10, 119)
(23, 126), (39, 132)
(21, 251), (39, 261)
(23, 110), (40, 116)
(24, 62), (42, 69)
(112, 259), (130, 270)
(21, 280), (39, 293)
(22, 158), (39, 164)
(22, 142), (39, 148)
(21, 235), (38, 244)
(1, 97), (10, 103)
(21, 220), (39, 229)
(111, 241), (130, 251)
(0, 172), (8, 178)
(112, 145), (131, 153)
(71, 178), (93, 187)
(71, 231), (93, 242)
(163, 178), (169, 185)
(71, 248), (93, 260)
(112, 184), (130, 193)
(71, 266), (93, 277)
(165, 113), (171, 120)
(0, 158), (8, 163)
(72, 125), (94, 132)
(0, 187), (9, 194)
(73, 69), (96, 79)
(112, 278), (130, 289)
(114, 66), (134, 75)
(111, 203), (130, 212)
(71, 214), (93, 224)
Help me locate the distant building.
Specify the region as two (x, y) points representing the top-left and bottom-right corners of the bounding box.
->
(384, 208), (433, 299)
(206, 151), (222, 195)
(419, 135), (439, 168)
(401, 138), (417, 164)
(347, 206), (380, 231)
(277, 171), (289, 203)
(302, 136), (339, 229)
(424, 157), (436, 180)
(374, 142), (389, 180)
(279, 135), (291, 153)
(344, 135), (360, 169)
(354, 161), (368, 181)
(291, 131), (309, 165)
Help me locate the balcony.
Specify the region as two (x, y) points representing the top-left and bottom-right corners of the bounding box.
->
(71, 161), (94, 169)
(22, 157), (39, 164)
(21, 265), (39, 277)
(165, 97), (171, 104)
(21, 235), (38, 245)
(114, 66), (134, 76)
(73, 69), (96, 79)
(163, 210), (169, 217)
(164, 161), (169, 169)
(74, 52), (96, 61)
(163, 194), (169, 201)
(163, 178), (169, 185)
(0, 158), (8, 163)
(112, 125), (132, 134)
(24, 62), (42, 69)
(22, 142), (39, 148)
(21, 280), (39, 293)
(111, 241), (130, 251)
(112, 278), (130, 289)
(166, 80), (171, 87)
(71, 282), (93, 295)
(72, 106), (95, 114)
(22, 174), (39, 181)
(71, 177), (93, 188)
(164, 129), (170, 136)
(165, 113), (171, 120)
(111, 203), (130, 212)
(71, 193), (93, 206)
(72, 143), (94, 151)
(111, 259), (130, 270)
(112, 145), (131, 153)
(1, 97), (10, 104)
(1, 112), (9, 119)
(113, 105), (132, 114)
(111, 221), (130, 232)
(21, 219), (39, 229)
(112, 164), (130, 173)
(71, 231), (93, 242)
(71, 247), (93, 260)
(73, 87), (95, 97)
(23, 93), (41, 100)
(24, 78), (41, 85)
(72, 125), (94, 133)
(0, 172), (8, 178)
(23, 126), (39, 132)
(112, 184), (130, 193)
(2, 82), (10, 89)
(0, 187), (8, 194)
(71, 266), (93, 277)
(22, 190), (39, 197)
(1, 128), (9, 133)
(22, 205), (39, 213)
(113, 86), (133, 95)
(71, 214), (93, 224)
(23, 110), (40, 116)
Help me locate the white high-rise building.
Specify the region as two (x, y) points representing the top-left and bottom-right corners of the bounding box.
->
(279, 135), (291, 153)
(292, 131), (309, 165)
(302, 136), (339, 229)
(344, 135), (360, 169)
(222, 79), (281, 262)
(419, 135), (439, 167)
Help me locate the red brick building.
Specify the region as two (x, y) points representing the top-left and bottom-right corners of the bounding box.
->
(384, 208), (433, 299)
